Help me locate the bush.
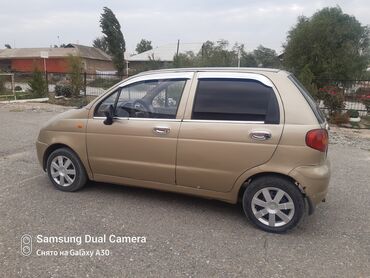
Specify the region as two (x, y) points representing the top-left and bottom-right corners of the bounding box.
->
(28, 69), (47, 98)
(61, 85), (72, 98)
(347, 109), (359, 118)
(14, 85), (22, 91)
(54, 84), (63, 97)
(0, 75), (5, 93)
(68, 55), (84, 97)
(359, 95), (370, 112)
(329, 112), (349, 125)
(319, 86), (345, 116)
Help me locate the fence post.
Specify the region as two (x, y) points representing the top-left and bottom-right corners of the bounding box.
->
(84, 72), (87, 97)
(12, 74), (16, 101)
(45, 71), (49, 95)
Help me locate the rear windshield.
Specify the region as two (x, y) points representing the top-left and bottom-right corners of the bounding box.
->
(288, 75), (326, 124)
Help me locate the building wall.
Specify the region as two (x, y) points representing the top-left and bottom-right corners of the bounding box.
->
(8, 58), (115, 73)
(84, 59), (115, 73)
(11, 58), (69, 73)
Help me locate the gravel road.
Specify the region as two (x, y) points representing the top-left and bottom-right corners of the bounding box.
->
(0, 103), (369, 277)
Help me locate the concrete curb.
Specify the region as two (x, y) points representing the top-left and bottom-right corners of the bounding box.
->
(0, 98), (49, 104)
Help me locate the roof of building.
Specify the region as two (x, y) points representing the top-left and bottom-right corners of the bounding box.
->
(0, 44), (111, 61)
(128, 42), (203, 62)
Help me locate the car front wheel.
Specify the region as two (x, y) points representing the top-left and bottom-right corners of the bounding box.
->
(242, 176), (305, 233)
(46, 148), (87, 192)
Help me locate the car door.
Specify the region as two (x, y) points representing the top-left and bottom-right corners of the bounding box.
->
(176, 72), (284, 192)
(86, 72), (194, 184)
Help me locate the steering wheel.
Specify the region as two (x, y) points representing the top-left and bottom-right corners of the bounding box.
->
(132, 100), (153, 118)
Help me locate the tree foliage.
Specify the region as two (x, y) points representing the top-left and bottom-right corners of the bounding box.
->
(135, 39), (153, 54)
(283, 6), (370, 80)
(172, 40), (281, 69)
(253, 45), (281, 68)
(28, 69), (47, 98)
(68, 55), (84, 97)
(4, 44), (11, 49)
(99, 7), (126, 74)
(92, 36), (109, 54)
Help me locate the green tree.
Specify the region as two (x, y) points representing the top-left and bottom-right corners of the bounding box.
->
(240, 53), (258, 67)
(99, 7), (126, 75)
(283, 6), (370, 79)
(93, 36), (109, 54)
(253, 45), (281, 68)
(298, 65), (319, 98)
(135, 39), (153, 54)
(173, 52), (197, 68)
(68, 55), (84, 97)
(28, 69), (47, 98)
(197, 40), (237, 67)
(4, 44), (11, 49)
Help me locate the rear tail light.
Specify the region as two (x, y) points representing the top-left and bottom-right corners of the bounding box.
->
(306, 129), (328, 152)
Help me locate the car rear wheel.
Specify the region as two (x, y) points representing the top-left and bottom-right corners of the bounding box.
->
(46, 148), (87, 192)
(242, 176), (305, 233)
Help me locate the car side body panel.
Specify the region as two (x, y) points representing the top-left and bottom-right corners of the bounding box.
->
(36, 68), (330, 206)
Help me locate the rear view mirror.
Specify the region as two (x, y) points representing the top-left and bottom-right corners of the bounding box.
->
(103, 105), (114, 125)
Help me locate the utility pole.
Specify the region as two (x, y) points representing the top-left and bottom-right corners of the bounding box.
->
(176, 39), (180, 57)
(237, 48), (241, 68)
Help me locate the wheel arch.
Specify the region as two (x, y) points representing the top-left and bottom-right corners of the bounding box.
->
(237, 172), (303, 201)
(43, 143), (92, 180)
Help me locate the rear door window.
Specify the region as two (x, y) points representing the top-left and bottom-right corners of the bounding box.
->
(192, 78), (280, 124)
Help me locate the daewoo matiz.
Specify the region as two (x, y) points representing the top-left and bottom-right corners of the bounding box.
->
(36, 68), (330, 233)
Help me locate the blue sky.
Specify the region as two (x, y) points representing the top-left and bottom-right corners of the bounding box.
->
(0, 0), (369, 54)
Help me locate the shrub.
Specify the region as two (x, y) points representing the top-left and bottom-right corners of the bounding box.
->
(359, 95), (370, 112)
(61, 84), (73, 98)
(329, 112), (349, 125)
(319, 85), (345, 116)
(0, 75), (5, 93)
(54, 84), (63, 97)
(346, 109), (359, 118)
(28, 69), (47, 98)
(68, 55), (84, 97)
(14, 85), (22, 91)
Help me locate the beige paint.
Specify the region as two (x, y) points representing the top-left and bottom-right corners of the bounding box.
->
(36, 68), (330, 207)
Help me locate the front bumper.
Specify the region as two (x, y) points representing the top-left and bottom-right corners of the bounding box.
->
(36, 140), (48, 170)
(289, 159), (331, 206)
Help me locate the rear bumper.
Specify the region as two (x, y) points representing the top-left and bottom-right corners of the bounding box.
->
(289, 159), (331, 206)
(36, 140), (48, 170)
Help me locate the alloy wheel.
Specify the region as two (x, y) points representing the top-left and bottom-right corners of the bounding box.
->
(251, 187), (295, 227)
(50, 155), (76, 187)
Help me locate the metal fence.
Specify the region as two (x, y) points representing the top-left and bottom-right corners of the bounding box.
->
(315, 79), (370, 115)
(13, 71), (126, 97)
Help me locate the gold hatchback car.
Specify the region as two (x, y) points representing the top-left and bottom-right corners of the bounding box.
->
(36, 68), (330, 233)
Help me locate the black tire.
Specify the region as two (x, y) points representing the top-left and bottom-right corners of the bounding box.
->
(242, 175), (305, 233)
(46, 148), (87, 192)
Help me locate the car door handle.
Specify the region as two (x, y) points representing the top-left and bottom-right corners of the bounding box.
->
(250, 130), (272, 141)
(153, 126), (170, 135)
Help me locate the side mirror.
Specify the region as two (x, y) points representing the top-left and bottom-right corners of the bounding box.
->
(103, 105), (114, 125)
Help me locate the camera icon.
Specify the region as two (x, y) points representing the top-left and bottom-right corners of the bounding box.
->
(21, 234), (32, 256)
